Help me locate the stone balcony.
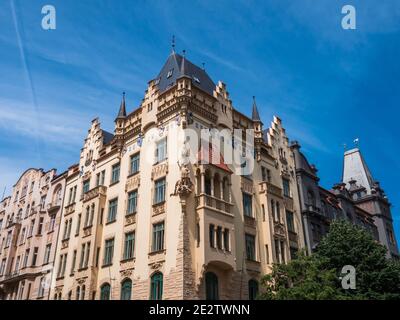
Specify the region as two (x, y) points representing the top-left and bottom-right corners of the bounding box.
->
(83, 185), (107, 203)
(6, 216), (22, 228)
(47, 199), (62, 214)
(259, 182), (283, 198)
(195, 193), (233, 216)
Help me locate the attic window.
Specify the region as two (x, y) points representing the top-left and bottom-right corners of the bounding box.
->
(193, 76), (200, 83)
(167, 69), (174, 78)
(154, 78), (160, 85)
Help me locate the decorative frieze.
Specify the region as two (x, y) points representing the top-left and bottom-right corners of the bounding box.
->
(151, 162), (168, 180)
(125, 174), (140, 192)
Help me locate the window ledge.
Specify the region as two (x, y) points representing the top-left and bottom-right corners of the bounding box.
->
(109, 181), (120, 187)
(105, 219), (116, 226)
(101, 263), (113, 269)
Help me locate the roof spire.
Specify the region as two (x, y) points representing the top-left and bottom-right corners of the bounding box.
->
(171, 35), (175, 53)
(252, 96), (261, 122)
(180, 50), (186, 74)
(116, 91), (127, 119)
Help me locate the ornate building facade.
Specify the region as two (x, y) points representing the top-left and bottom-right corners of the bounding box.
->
(0, 168), (66, 299)
(0, 50), (397, 300)
(47, 50), (304, 300)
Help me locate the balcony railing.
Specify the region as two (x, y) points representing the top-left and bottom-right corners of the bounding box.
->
(83, 185), (107, 202)
(259, 182), (282, 197)
(47, 198), (62, 213)
(196, 193), (233, 215)
(6, 216), (22, 228)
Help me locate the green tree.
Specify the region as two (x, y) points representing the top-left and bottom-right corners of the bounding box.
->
(259, 220), (400, 300)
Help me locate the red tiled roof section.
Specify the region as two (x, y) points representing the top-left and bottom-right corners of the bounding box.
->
(197, 143), (233, 173)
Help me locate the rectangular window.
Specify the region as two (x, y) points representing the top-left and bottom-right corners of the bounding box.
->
(28, 220), (35, 237)
(242, 193), (253, 217)
(111, 163), (120, 184)
(155, 138), (167, 163)
(130, 153), (140, 175)
(85, 242), (91, 268)
(71, 250), (77, 275)
(223, 228), (230, 251)
(107, 198), (118, 223)
(152, 222), (165, 252)
(216, 226), (222, 249)
(6, 230), (12, 247)
(286, 210), (295, 233)
(103, 238), (114, 266)
(123, 232), (135, 260)
(127, 191), (138, 215)
(23, 249), (30, 268)
(282, 178), (291, 198)
(245, 234), (256, 261)
(100, 170), (105, 186)
(43, 244), (51, 264)
(209, 224), (215, 248)
(31, 247), (38, 266)
(83, 180), (90, 194)
(0, 259), (6, 276)
(37, 217), (44, 235)
(154, 178), (166, 204)
(75, 215), (81, 236)
(290, 247), (298, 260)
(38, 276), (45, 297)
(79, 243), (86, 269)
(61, 254), (67, 276)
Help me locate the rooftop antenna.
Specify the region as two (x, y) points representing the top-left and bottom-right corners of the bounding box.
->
(171, 35), (175, 53)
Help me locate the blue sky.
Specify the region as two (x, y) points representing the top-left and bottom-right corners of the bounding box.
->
(0, 0), (399, 238)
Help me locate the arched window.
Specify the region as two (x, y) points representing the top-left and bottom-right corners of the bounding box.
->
(100, 283), (111, 300)
(150, 272), (163, 300)
(248, 279), (259, 300)
(205, 272), (219, 300)
(120, 279), (132, 300)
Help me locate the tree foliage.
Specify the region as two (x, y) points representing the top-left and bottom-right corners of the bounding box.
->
(259, 220), (400, 300)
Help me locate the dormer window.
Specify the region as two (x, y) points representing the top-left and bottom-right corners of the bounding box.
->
(154, 78), (160, 85)
(193, 76), (200, 83)
(167, 69), (174, 78)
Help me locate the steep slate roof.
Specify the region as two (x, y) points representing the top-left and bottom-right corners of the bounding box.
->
(116, 92), (127, 119)
(251, 96), (261, 122)
(291, 141), (319, 180)
(102, 130), (114, 145)
(155, 52), (216, 95)
(342, 148), (375, 194)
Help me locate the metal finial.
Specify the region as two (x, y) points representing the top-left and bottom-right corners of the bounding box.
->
(202, 62), (205, 70)
(343, 143), (347, 151)
(182, 49), (186, 57)
(172, 35), (175, 52)
(353, 138), (359, 148)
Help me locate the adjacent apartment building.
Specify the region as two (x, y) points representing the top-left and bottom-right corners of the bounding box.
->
(0, 168), (66, 299)
(292, 142), (398, 258)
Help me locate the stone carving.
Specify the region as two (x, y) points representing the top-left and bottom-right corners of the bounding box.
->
(172, 140), (194, 196)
